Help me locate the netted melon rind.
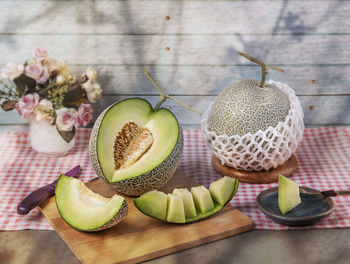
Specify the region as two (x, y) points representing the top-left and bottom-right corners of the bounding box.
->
(87, 199), (128, 232)
(208, 79), (290, 136)
(201, 80), (304, 172)
(89, 106), (184, 196)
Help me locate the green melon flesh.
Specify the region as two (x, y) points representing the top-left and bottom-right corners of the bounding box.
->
(133, 190), (168, 221)
(133, 177), (239, 224)
(172, 188), (197, 218)
(167, 194), (186, 223)
(191, 186), (214, 214)
(96, 98), (179, 182)
(90, 98), (183, 196)
(209, 176), (237, 205)
(55, 174), (127, 231)
(278, 175), (301, 214)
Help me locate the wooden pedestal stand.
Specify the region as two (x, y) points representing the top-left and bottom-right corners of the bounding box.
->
(212, 154), (298, 184)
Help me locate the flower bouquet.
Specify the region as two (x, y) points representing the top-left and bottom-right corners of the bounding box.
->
(0, 48), (102, 156)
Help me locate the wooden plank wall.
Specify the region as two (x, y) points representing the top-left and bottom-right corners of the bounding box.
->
(0, 0), (349, 128)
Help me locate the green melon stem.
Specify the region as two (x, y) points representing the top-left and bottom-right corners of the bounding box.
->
(260, 65), (268, 88)
(237, 51), (285, 88)
(144, 69), (202, 116)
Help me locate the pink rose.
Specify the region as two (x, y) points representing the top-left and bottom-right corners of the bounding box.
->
(25, 64), (50, 84)
(56, 108), (77, 132)
(15, 93), (40, 119)
(77, 103), (93, 127)
(32, 48), (48, 61)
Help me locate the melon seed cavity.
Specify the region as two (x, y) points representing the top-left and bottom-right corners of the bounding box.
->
(114, 122), (154, 170)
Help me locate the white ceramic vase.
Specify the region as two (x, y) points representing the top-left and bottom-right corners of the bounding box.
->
(29, 119), (75, 157)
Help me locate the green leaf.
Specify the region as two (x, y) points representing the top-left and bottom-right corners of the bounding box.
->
(13, 74), (36, 95)
(63, 82), (84, 103)
(56, 125), (76, 143)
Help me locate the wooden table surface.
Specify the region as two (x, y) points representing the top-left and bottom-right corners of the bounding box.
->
(1, 229), (349, 264)
(0, 0), (349, 263)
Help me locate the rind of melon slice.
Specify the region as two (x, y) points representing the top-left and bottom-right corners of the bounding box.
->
(278, 174), (301, 214)
(133, 190), (168, 220)
(209, 176), (236, 205)
(191, 185), (214, 213)
(172, 188), (197, 218)
(167, 194), (186, 223)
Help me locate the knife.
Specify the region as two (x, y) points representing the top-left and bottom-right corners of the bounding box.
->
(17, 165), (81, 215)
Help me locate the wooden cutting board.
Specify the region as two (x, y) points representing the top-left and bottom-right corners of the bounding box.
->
(39, 170), (253, 264)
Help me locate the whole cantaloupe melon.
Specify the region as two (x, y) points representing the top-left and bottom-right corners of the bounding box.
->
(202, 52), (304, 172)
(208, 78), (290, 136)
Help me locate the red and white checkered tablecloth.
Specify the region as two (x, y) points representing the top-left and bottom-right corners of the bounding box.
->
(0, 127), (349, 230)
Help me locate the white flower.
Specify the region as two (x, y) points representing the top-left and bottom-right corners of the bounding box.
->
(86, 67), (98, 81)
(34, 99), (54, 122)
(56, 108), (78, 132)
(56, 75), (65, 85)
(1, 63), (24, 80)
(82, 81), (102, 103)
(43, 58), (68, 75)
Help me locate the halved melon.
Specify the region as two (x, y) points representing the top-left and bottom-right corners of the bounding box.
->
(55, 174), (128, 232)
(89, 98), (184, 196)
(133, 177), (239, 224)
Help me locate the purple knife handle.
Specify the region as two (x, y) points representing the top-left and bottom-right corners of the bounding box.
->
(17, 184), (56, 215)
(17, 165), (81, 215)
(65, 165), (81, 178)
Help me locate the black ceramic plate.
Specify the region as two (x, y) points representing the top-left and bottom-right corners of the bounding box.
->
(256, 186), (334, 226)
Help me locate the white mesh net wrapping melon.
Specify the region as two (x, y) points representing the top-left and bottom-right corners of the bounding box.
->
(201, 80), (304, 172)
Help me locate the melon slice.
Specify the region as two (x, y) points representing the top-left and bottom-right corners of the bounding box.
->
(191, 185), (214, 213)
(209, 176), (236, 205)
(55, 174), (128, 232)
(167, 194), (186, 223)
(172, 188), (197, 218)
(133, 190), (167, 221)
(89, 98), (183, 196)
(278, 174), (301, 214)
(133, 177), (239, 224)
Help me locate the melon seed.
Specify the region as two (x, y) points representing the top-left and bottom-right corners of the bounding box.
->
(114, 122), (154, 170)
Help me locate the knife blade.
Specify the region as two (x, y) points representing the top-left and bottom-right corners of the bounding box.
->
(17, 165), (81, 215)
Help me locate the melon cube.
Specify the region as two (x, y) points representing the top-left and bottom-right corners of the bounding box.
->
(173, 188), (197, 218)
(191, 185), (214, 213)
(278, 175), (301, 214)
(167, 194), (186, 223)
(209, 176), (236, 205)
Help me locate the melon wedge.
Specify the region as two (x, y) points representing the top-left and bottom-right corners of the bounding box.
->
(167, 194), (186, 223)
(133, 190), (167, 221)
(133, 177), (239, 224)
(278, 174), (301, 214)
(173, 188), (197, 218)
(55, 174), (128, 232)
(209, 176), (236, 205)
(191, 185), (214, 213)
